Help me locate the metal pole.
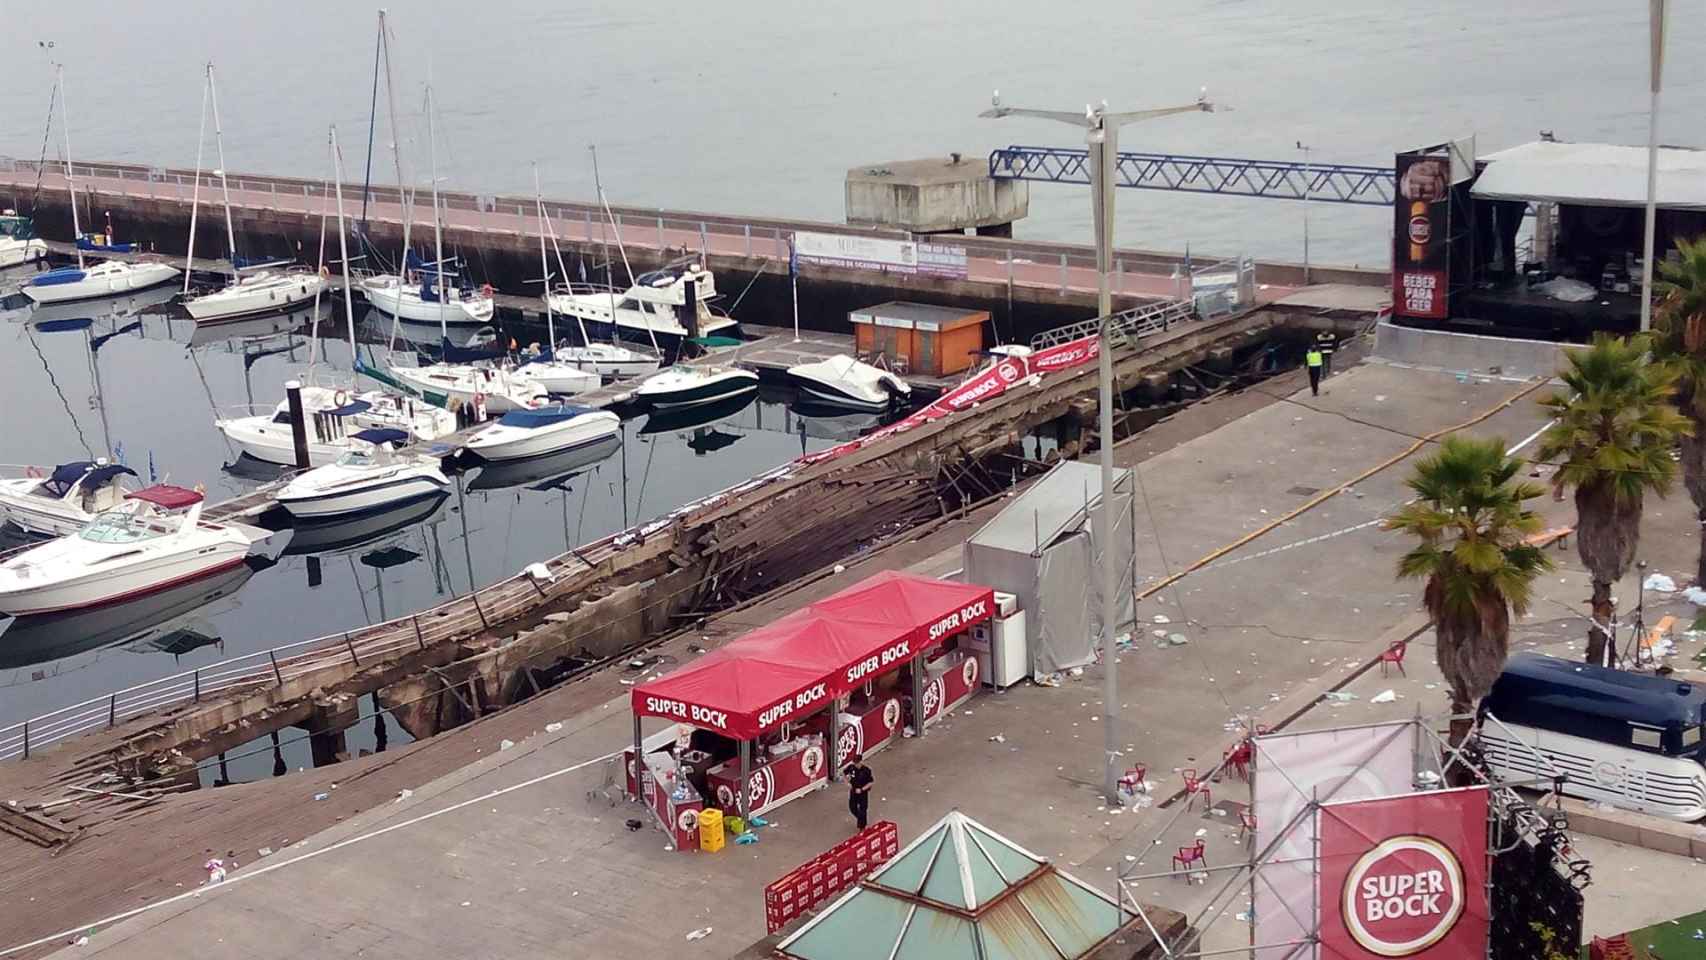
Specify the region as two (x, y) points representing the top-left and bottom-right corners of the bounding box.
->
(1640, 0), (1667, 332)
(1093, 122), (1121, 805)
(284, 379), (311, 471)
(1298, 142), (1311, 285)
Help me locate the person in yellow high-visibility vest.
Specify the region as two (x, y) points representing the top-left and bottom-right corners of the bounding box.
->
(1306, 348), (1324, 396)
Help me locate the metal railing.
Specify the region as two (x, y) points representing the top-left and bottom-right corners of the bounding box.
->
(1030, 298), (1198, 351)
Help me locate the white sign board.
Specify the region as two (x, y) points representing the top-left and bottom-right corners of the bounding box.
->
(1251, 721), (1416, 960)
(795, 231), (917, 272)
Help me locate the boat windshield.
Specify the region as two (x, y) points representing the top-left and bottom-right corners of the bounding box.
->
(336, 449), (376, 468)
(80, 507), (171, 545)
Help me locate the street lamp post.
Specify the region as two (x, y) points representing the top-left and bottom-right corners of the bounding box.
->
(1640, 0), (1668, 333)
(981, 91), (1212, 804)
(1296, 140), (1311, 285)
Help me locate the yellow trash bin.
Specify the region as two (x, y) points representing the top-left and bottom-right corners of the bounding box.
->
(698, 807), (725, 853)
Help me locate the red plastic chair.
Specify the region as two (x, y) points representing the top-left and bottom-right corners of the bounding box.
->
(1182, 768), (1212, 810)
(1118, 764), (1148, 793)
(1238, 811), (1257, 846)
(1378, 639), (1408, 677)
(1223, 742), (1253, 782)
(1172, 839), (1207, 877)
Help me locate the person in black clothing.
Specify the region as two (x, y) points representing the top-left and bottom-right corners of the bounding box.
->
(844, 754), (874, 830)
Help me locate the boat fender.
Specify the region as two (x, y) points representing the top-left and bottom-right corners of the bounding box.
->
(319, 265), (331, 280)
(334, 389), (349, 408)
(24, 465), (43, 479)
(480, 283), (494, 298)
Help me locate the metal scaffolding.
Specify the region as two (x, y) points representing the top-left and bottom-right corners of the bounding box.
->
(988, 146), (1395, 206)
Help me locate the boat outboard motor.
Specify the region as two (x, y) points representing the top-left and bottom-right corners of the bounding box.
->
(679, 278), (699, 339)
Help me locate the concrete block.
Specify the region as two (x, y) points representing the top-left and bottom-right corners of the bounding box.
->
(846, 156), (1027, 233)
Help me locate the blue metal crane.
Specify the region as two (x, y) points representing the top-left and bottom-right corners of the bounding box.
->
(988, 145), (1396, 206)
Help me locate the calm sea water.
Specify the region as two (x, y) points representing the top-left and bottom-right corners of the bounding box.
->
(2, 1), (1702, 269)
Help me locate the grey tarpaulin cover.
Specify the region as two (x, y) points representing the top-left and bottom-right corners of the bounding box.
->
(962, 460), (1135, 676)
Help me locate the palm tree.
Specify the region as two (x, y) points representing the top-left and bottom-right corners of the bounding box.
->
(1386, 435), (1553, 749)
(1655, 236), (1706, 586)
(1537, 333), (1688, 666)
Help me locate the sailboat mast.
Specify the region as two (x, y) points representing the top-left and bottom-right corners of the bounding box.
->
(426, 85), (446, 339)
(207, 63), (238, 268)
(57, 66), (84, 271)
(331, 126), (360, 388)
(590, 145), (617, 347)
(591, 147), (657, 356)
(184, 66), (211, 293)
(533, 163), (557, 352)
(380, 10), (412, 284)
(358, 14), (383, 233)
(543, 186), (594, 349)
(307, 175), (331, 370)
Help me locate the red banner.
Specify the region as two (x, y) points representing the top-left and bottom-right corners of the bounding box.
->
(1392, 152), (1451, 320)
(764, 820), (900, 934)
(798, 335), (1101, 466)
(1319, 787), (1489, 959)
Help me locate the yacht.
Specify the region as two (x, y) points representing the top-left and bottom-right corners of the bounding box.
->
(633, 364), (758, 409)
(466, 434), (620, 491)
(784, 355), (911, 411)
(23, 259), (182, 305)
(516, 350), (602, 396)
(274, 429), (450, 519)
(187, 267), (327, 323)
(461, 404), (621, 462)
(362, 271), (494, 326)
(0, 212), (47, 269)
(0, 486), (265, 616)
(0, 460), (139, 537)
(388, 362), (548, 414)
(549, 258), (737, 351)
(215, 385), (458, 467)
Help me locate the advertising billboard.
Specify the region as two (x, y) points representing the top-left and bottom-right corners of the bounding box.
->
(1319, 788), (1490, 958)
(1392, 152), (1451, 320)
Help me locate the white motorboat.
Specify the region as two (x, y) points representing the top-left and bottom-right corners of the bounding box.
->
(275, 429), (450, 519)
(461, 404), (621, 462)
(466, 434), (620, 491)
(0, 460), (139, 537)
(633, 364), (758, 409)
(187, 268), (328, 322)
(362, 272), (495, 325)
(549, 258), (737, 350)
(23, 260), (182, 304)
(545, 341), (661, 379)
(215, 386), (458, 467)
(784, 355), (911, 411)
(389, 362), (547, 414)
(0, 212), (47, 269)
(0, 485), (263, 616)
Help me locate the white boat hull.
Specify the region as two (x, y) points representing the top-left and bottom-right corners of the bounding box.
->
(463, 411), (621, 462)
(390, 364), (547, 413)
(0, 541), (251, 616)
(364, 278), (494, 325)
(277, 472), (449, 519)
(635, 367), (759, 409)
(186, 272), (327, 322)
(0, 489), (93, 538)
(0, 238), (47, 269)
(549, 344), (661, 379)
(518, 360), (601, 396)
(22, 261), (181, 304)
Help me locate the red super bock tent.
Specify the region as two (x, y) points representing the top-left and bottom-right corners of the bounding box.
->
(632, 572), (994, 741)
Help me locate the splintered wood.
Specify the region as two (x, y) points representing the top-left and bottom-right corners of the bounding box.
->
(0, 801), (80, 849)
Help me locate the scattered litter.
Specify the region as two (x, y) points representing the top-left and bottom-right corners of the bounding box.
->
(499, 739), (516, 751)
(312, 792), (329, 802)
(1645, 573), (1678, 593)
(686, 927), (714, 941)
(989, 734), (1006, 743)
(1236, 910), (1252, 922)
(625, 819), (643, 832)
(1152, 614), (1171, 624)
(1153, 629), (1169, 638)
(1035, 673), (1064, 687)
(1374, 395), (1387, 402)
(1068, 666), (1084, 678)
(524, 562), (552, 582)
(1370, 690), (1398, 704)
(1684, 587), (1706, 606)
(1424, 683), (1438, 690)
(257, 847), (272, 857)
(1194, 828), (1207, 838)
(545, 722), (563, 733)
(1323, 691), (1357, 703)
(1211, 808), (1227, 817)
(394, 789), (413, 804)
(734, 832), (758, 845)
(461, 901), (471, 907)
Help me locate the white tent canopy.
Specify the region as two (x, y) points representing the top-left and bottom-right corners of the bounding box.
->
(1472, 140), (1706, 210)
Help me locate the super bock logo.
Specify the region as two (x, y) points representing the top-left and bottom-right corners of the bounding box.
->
(1341, 835), (1466, 957)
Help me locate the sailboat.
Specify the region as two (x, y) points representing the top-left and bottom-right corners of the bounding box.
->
(533, 155), (661, 378)
(22, 65), (180, 304)
(214, 126), (457, 467)
(517, 164), (602, 395)
(360, 67), (493, 326)
(0, 210), (47, 269)
(181, 63), (326, 323)
(387, 85), (544, 411)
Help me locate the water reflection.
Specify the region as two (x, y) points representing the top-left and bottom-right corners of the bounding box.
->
(464, 434), (620, 492)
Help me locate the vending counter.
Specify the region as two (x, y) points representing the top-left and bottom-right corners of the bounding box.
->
(914, 649), (980, 730)
(706, 733), (829, 818)
(639, 750), (704, 851)
(833, 695), (905, 771)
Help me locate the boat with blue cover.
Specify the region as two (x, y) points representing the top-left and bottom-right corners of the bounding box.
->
(0, 459), (140, 537)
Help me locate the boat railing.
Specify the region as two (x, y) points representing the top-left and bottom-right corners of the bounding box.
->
(549, 281), (621, 299)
